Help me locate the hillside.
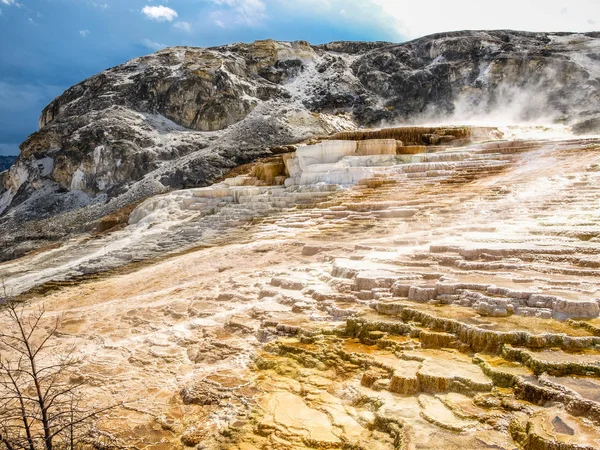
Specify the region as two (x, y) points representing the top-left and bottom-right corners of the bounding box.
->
(1, 30), (599, 260)
(1, 30), (600, 450)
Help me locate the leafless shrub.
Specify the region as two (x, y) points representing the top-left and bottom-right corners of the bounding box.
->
(0, 293), (117, 450)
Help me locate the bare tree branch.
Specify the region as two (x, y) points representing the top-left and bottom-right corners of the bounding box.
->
(0, 296), (115, 450)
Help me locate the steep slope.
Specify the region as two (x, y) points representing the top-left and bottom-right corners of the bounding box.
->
(1, 31), (600, 260)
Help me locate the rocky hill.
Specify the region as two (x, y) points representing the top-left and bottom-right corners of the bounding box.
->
(2, 30), (600, 450)
(1, 30), (600, 259)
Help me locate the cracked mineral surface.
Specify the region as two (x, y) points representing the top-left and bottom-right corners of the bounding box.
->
(2, 124), (600, 449)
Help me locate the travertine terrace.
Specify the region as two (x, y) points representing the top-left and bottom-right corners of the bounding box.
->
(3, 32), (600, 262)
(2, 124), (600, 449)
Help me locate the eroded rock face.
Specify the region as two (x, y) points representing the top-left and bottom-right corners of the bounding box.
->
(351, 32), (600, 124)
(2, 31), (600, 260)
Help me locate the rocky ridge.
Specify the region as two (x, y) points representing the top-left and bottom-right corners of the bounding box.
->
(2, 30), (600, 259)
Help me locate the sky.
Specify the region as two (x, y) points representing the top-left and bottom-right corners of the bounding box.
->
(0, 0), (598, 155)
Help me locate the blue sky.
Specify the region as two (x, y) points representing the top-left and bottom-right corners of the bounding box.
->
(0, 0), (598, 155)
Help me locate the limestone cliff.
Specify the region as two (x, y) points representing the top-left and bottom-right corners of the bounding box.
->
(1, 30), (600, 259)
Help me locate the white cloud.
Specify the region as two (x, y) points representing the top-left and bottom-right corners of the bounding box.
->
(0, 0), (23, 7)
(368, 0), (600, 39)
(79, 29), (90, 38)
(142, 38), (167, 50)
(90, 2), (109, 9)
(272, 0), (399, 38)
(141, 5), (178, 22)
(173, 21), (191, 32)
(209, 11), (226, 28)
(277, 0), (600, 40)
(1, 0), (23, 7)
(209, 0), (266, 27)
(202, 0), (598, 36)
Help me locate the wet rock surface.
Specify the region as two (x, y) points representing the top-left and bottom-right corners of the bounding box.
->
(2, 125), (600, 448)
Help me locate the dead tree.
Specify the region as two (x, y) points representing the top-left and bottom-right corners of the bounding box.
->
(0, 298), (114, 450)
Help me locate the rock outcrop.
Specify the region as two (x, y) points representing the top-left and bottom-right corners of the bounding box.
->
(2, 31), (600, 260)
